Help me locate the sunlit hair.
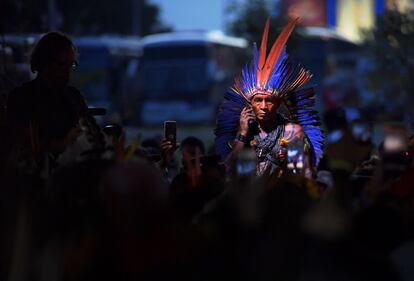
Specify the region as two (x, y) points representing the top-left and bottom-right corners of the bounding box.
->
(30, 31), (76, 73)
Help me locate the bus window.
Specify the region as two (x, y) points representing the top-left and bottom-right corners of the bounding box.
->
(137, 45), (210, 100)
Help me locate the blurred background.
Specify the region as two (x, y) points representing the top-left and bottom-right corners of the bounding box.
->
(1, 0), (414, 147)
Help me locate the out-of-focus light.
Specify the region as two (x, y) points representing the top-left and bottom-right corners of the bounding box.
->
(336, 0), (375, 43)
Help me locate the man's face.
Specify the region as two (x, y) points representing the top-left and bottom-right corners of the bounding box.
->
(41, 47), (77, 86)
(251, 94), (280, 122)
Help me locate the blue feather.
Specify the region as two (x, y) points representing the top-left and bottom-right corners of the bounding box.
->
(214, 89), (247, 160)
(287, 87), (325, 166)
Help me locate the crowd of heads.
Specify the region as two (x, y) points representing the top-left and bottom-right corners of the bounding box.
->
(2, 110), (414, 281)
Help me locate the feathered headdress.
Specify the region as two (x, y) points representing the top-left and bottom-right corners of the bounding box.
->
(215, 17), (324, 166)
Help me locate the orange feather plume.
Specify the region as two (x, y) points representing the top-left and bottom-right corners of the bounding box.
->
(256, 17), (299, 87)
(257, 18), (270, 71)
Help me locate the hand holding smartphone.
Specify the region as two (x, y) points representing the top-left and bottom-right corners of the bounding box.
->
(286, 144), (304, 174)
(240, 106), (259, 136)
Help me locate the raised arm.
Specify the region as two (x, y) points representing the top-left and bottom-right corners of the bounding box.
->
(224, 107), (256, 168)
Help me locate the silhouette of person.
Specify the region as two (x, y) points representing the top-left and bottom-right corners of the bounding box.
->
(6, 31), (88, 174)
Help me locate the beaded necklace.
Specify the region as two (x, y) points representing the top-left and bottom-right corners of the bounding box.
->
(253, 126), (284, 160)
(252, 114), (288, 175)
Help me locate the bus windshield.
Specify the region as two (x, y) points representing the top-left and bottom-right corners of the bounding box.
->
(138, 45), (210, 100)
(129, 32), (248, 124)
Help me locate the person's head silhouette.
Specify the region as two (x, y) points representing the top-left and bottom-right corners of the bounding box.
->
(30, 31), (78, 86)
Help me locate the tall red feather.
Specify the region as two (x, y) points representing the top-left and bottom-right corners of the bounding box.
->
(256, 17), (299, 87)
(257, 18), (270, 71)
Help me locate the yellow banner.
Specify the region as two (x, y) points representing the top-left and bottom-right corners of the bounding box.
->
(337, 0), (375, 42)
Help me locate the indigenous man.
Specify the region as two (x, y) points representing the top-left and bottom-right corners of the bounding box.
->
(215, 18), (324, 178)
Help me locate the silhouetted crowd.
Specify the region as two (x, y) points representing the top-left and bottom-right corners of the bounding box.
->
(1, 31), (414, 281)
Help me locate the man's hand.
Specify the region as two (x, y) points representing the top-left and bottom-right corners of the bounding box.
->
(160, 139), (179, 167)
(240, 106), (256, 136)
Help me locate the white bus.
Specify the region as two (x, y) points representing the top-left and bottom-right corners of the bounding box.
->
(127, 30), (248, 125)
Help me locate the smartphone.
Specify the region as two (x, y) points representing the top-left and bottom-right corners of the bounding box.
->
(384, 135), (406, 152)
(164, 121), (177, 145)
(286, 144), (304, 174)
(383, 123), (408, 153)
(382, 124), (410, 177)
(246, 106), (259, 135)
